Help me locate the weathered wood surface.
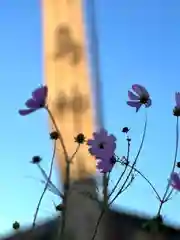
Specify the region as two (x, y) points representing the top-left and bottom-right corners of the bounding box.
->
(42, 0), (96, 183)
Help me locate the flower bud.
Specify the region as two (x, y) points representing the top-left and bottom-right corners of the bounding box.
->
(122, 127), (130, 133)
(173, 107), (180, 117)
(50, 131), (59, 140)
(31, 155), (41, 164)
(74, 133), (86, 144)
(12, 221), (20, 230)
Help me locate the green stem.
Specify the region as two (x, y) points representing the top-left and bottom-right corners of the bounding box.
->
(156, 116), (179, 216)
(108, 139), (130, 199)
(32, 141), (56, 228)
(46, 107), (69, 163)
(91, 114), (147, 240)
(123, 162), (161, 201)
(91, 210), (105, 240)
(109, 113), (147, 206)
(59, 162), (70, 239)
(46, 108), (70, 240)
(103, 173), (108, 209)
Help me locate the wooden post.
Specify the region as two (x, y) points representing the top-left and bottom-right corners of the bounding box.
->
(41, 1), (105, 240)
(41, 0), (96, 182)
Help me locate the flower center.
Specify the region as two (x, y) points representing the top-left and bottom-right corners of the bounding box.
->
(75, 133), (85, 144)
(110, 156), (116, 165)
(173, 106), (180, 117)
(39, 103), (44, 108)
(140, 95), (148, 104)
(99, 142), (105, 149)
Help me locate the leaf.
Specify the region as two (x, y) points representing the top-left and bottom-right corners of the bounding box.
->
(37, 164), (64, 198)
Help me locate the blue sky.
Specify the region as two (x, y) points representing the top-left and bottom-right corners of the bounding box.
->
(1, 0), (180, 237)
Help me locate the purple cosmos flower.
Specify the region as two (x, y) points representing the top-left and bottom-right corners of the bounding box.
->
(19, 85), (48, 116)
(173, 92), (180, 117)
(87, 128), (117, 173)
(127, 84), (152, 112)
(96, 155), (116, 173)
(170, 172), (180, 191)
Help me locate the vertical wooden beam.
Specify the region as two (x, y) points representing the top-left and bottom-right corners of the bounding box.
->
(41, 0), (96, 182)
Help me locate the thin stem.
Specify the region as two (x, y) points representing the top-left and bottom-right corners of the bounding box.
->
(164, 188), (174, 202)
(57, 144), (81, 240)
(91, 115), (147, 240)
(109, 113), (147, 206)
(47, 108), (73, 240)
(37, 164), (64, 198)
(46, 108), (70, 240)
(157, 116), (179, 216)
(120, 174), (135, 194)
(108, 139), (130, 199)
(91, 171), (134, 240)
(69, 144), (80, 162)
(103, 173), (108, 209)
(91, 136), (130, 238)
(46, 107), (69, 163)
(91, 210), (105, 240)
(58, 162), (70, 239)
(120, 161), (161, 201)
(32, 141), (56, 228)
(47, 107), (81, 240)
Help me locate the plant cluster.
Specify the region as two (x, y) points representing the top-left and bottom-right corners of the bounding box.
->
(14, 84), (180, 239)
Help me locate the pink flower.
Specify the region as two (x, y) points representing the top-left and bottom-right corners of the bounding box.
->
(87, 128), (117, 173)
(96, 156), (116, 173)
(19, 85), (48, 116)
(170, 172), (180, 191)
(127, 84), (152, 112)
(173, 92), (180, 117)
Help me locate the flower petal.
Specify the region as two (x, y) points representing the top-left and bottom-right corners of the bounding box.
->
(18, 108), (36, 116)
(171, 182), (180, 191)
(145, 98), (152, 108)
(87, 139), (94, 146)
(96, 159), (113, 173)
(175, 92), (180, 107)
(88, 129), (116, 160)
(171, 172), (180, 185)
(108, 134), (117, 144)
(170, 172), (180, 191)
(32, 85), (48, 102)
(127, 101), (141, 112)
(99, 128), (108, 138)
(105, 140), (116, 153)
(128, 91), (139, 100)
(132, 84), (149, 98)
(89, 146), (114, 160)
(88, 146), (100, 156)
(98, 148), (114, 161)
(92, 132), (98, 139)
(25, 98), (39, 108)
(92, 128), (108, 142)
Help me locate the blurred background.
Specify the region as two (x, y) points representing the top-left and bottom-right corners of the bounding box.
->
(0, 0), (180, 237)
